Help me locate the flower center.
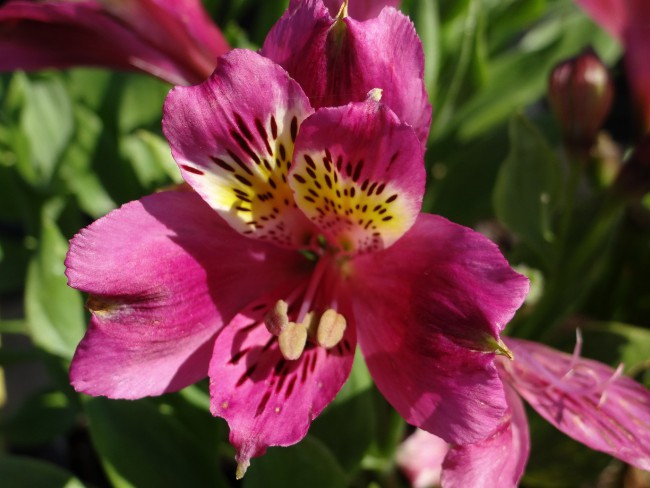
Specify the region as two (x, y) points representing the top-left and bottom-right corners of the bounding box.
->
(264, 302), (348, 361)
(263, 256), (348, 361)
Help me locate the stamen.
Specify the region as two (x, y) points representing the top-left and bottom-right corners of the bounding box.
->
(568, 328), (583, 371)
(598, 363), (624, 407)
(296, 257), (329, 322)
(366, 88), (383, 103)
(264, 300), (289, 336)
(316, 309), (347, 349)
(278, 321), (308, 361)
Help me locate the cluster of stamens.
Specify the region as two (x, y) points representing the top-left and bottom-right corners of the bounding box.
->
(264, 300), (347, 360)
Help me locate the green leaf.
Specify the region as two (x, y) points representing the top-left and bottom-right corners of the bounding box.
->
(493, 113), (562, 264)
(120, 130), (182, 190)
(19, 74), (74, 186)
(25, 203), (86, 359)
(310, 350), (375, 474)
(454, 7), (620, 140)
(243, 436), (347, 488)
(1, 389), (77, 446)
(83, 397), (229, 488)
(56, 105), (116, 218)
(412, 0), (440, 101)
(117, 75), (170, 134)
(0, 456), (85, 488)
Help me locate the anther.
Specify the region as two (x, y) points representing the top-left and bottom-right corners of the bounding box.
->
(278, 321), (308, 361)
(316, 309), (347, 349)
(366, 88), (383, 103)
(264, 300), (289, 336)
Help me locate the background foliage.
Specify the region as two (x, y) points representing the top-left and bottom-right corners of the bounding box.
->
(1, 0), (649, 486)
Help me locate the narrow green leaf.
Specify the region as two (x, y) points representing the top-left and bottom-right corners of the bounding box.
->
(493, 113), (562, 264)
(20, 74), (74, 185)
(413, 0), (440, 101)
(56, 105), (116, 218)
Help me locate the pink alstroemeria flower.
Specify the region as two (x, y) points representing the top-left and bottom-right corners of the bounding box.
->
(398, 334), (650, 487)
(0, 0), (229, 85)
(575, 0), (650, 131)
(66, 49), (528, 476)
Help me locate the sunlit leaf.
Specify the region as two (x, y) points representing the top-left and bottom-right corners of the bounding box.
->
(25, 202), (86, 359)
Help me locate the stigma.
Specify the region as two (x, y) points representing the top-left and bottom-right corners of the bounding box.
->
(264, 300), (348, 360)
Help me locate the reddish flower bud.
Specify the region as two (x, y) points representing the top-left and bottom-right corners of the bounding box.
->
(548, 48), (614, 158)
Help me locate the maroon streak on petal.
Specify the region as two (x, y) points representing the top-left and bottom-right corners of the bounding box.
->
(66, 191), (310, 399)
(291, 99), (424, 252)
(163, 49), (317, 248)
(209, 314), (356, 474)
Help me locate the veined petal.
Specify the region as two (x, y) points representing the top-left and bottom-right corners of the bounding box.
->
(0, 0), (227, 85)
(209, 312), (356, 475)
(441, 383), (530, 488)
(66, 191), (310, 399)
(262, 0), (431, 145)
(502, 337), (650, 471)
(291, 99), (424, 253)
(347, 214), (529, 443)
(163, 49), (318, 248)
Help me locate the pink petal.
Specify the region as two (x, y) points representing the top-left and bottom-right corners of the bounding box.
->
(346, 214), (529, 444)
(66, 191), (310, 399)
(262, 0), (431, 146)
(441, 383), (530, 488)
(290, 99), (424, 252)
(163, 49), (318, 248)
(209, 312), (356, 474)
(397, 429), (450, 488)
(502, 337), (650, 470)
(0, 0), (227, 85)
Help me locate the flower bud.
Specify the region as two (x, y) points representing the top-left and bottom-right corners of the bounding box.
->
(548, 48), (613, 159)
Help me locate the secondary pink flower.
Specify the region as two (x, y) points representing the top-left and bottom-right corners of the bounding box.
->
(66, 49), (527, 475)
(398, 334), (650, 487)
(0, 0), (229, 85)
(575, 0), (650, 131)
(262, 0), (431, 145)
